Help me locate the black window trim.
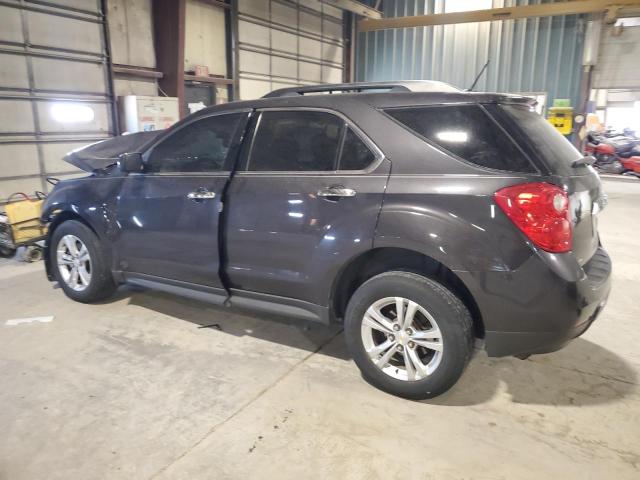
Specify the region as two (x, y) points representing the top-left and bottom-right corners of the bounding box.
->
(380, 102), (542, 176)
(237, 107), (385, 176)
(138, 108), (252, 176)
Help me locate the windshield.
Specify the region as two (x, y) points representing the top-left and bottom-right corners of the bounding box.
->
(498, 104), (585, 175)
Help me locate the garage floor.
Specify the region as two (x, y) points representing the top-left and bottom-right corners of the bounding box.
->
(1, 178), (639, 480)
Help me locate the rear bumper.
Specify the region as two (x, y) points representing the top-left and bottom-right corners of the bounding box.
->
(459, 246), (612, 358)
(484, 298), (607, 357)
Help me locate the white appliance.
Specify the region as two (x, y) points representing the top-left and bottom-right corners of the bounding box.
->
(119, 95), (180, 133)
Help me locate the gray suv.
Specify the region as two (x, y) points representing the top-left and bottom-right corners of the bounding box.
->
(41, 81), (611, 399)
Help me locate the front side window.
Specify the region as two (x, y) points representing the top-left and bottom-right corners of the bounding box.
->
(247, 111), (343, 171)
(385, 105), (536, 173)
(146, 113), (244, 173)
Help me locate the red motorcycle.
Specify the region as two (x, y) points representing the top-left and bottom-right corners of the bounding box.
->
(620, 156), (640, 175)
(585, 133), (640, 175)
(585, 135), (624, 174)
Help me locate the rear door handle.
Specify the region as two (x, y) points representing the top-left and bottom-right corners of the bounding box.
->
(187, 189), (216, 200)
(317, 186), (357, 199)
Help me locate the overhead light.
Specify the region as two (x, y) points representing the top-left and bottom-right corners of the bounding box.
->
(444, 0), (492, 13)
(50, 103), (95, 123)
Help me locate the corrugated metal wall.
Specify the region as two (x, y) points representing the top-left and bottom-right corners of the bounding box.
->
(356, 0), (586, 107)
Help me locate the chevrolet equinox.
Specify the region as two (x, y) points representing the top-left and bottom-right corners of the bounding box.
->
(41, 81), (611, 399)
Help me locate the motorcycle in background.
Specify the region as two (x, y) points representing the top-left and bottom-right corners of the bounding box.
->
(585, 131), (640, 176)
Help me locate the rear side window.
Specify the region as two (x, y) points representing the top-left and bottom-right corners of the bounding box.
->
(248, 111), (342, 171)
(147, 113), (244, 173)
(385, 105), (536, 173)
(498, 104), (583, 175)
(339, 128), (376, 170)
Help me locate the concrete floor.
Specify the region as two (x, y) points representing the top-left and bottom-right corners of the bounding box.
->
(1, 178), (639, 479)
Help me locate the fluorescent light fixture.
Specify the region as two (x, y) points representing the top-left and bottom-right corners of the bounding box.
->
(444, 0), (492, 13)
(436, 131), (468, 143)
(50, 103), (95, 123)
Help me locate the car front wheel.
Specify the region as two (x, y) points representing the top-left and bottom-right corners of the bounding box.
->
(344, 271), (474, 400)
(51, 220), (116, 303)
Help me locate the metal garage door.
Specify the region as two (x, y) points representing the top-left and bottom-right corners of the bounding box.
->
(593, 25), (640, 89)
(0, 0), (115, 202)
(237, 0), (345, 100)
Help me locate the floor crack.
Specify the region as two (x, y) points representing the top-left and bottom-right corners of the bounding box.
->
(528, 359), (639, 386)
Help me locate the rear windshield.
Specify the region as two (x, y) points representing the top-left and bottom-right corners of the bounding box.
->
(498, 104), (584, 175)
(385, 104), (536, 173)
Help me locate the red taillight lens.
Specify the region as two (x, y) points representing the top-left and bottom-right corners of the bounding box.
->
(494, 182), (572, 253)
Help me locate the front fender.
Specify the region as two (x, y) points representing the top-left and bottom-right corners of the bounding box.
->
(41, 176), (124, 278)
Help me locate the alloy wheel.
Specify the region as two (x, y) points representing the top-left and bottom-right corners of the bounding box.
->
(56, 234), (92, 292)
(360, 297), (443, 381)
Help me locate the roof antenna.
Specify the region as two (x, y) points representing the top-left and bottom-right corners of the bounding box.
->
(467, 60), (490, 92)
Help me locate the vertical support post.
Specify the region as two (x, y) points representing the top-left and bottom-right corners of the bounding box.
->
(575, 15), (603, 148)
(18, 0), (46, 194)
(227, 0), (240, 101)
(153, 0), (186, 117)
(343, 11), (356, 82)
(100, 0), (120, 135)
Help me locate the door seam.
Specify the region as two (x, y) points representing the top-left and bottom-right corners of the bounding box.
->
(218, 110), (256, 305)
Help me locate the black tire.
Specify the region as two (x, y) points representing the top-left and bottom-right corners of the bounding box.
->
(0, 246), (16, 258)
(344, 271), (473, 400)
(51, 220), (116, 303)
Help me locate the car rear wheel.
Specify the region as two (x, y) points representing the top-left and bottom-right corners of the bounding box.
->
(52, 220), (116, 303)
(345, 271), (473, 399)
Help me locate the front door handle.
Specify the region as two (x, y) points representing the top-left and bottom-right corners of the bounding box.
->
(187, 189), (216, 200)
(317, 186), (357, 199)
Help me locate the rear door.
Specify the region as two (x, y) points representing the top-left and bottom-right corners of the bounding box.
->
(224, 109), (389, 306)
(114, 111), (249, 287)
(494, 104), (604, 265)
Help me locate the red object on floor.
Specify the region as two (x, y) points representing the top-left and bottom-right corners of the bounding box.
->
(621, 156), (640, 173)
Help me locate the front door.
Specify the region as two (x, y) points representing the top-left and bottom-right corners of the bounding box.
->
(114, 111), (249, 288)
(225, 109), (390, 306)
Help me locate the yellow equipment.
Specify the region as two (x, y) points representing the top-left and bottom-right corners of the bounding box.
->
(547, 100), (574, 136)
(3, 193), (47, 245)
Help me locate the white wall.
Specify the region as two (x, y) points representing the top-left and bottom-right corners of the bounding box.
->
(108, 0), (158, 97)
(237, 0), (345, 100)
(184, 0), (228, 76)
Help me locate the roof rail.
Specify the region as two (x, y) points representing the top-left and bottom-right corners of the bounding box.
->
(262, 81), (460, 98)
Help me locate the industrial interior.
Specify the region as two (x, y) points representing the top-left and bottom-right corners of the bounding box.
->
(1, 0), (639, 478)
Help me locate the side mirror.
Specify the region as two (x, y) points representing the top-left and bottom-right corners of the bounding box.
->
(118, 152), (144, 173)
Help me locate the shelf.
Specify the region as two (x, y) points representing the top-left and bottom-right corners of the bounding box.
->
(113, 65), (164, 79)
(184, 74), (233, 85)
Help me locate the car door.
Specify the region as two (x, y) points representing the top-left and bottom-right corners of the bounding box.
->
(224, 109), (390, 307)
(114, 110), (250, 289)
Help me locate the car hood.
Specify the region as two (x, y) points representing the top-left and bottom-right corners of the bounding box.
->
(64, 130), (164, 172)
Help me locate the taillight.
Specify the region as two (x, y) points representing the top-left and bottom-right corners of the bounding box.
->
(494, 182), (571, 253)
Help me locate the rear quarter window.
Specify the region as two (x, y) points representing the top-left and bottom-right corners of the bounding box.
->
(385, 104), (536, 173)
(496, 104), (585, 175)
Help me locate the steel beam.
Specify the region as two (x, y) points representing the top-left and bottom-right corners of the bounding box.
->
(153, 0), (186, 117)
(358, 0), (640, 32)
